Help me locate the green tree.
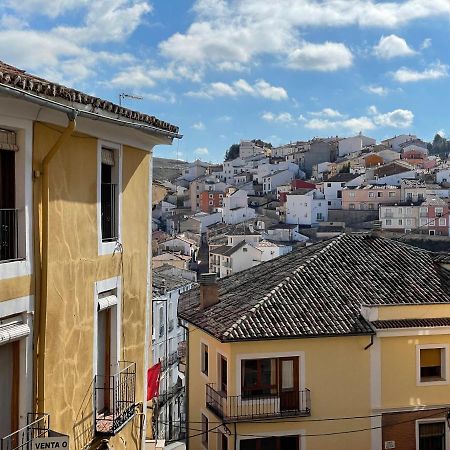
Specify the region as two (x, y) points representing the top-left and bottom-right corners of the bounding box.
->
(339, 163), (350, 173)
(224, 144), (240, 161)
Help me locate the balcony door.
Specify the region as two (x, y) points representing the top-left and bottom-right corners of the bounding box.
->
(97, 307), (111, 412)
(0, 148), (16, 262)
(0, 341), (19, 438)
(278, 357), (299, 412)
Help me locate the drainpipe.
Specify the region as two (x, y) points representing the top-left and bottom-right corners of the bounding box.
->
(178, 320), (189, 450)
(37, 114), (77, 411)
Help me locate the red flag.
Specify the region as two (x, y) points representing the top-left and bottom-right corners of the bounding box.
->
(147, 362), (161, 401)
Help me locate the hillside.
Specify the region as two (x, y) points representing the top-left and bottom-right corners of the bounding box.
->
(153, 157), (188, 182)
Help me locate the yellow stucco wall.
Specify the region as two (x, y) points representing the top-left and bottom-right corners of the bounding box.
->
(380, 334), (450, 409)
(376, 304), (450, 320)
(188, 327), (372, 450)
(33, 122), (151, 450)
(0, 275), (33, 302)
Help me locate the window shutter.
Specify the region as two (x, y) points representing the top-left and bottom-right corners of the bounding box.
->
(98, 294), (118, 311)
(0, 320), (30, 345)
(101, 148), (115, 166)
(421, 348), (442, 367)
(0, 129), (19, 152)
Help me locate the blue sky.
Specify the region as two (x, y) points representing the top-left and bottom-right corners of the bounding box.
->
(1, 0), (449, 162)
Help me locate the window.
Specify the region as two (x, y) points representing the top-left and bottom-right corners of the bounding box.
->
(242, 359), (277, 397)
(349, 203), (355, 209)
(219, 355), (228, 393)
(209, 193), (213, 198)
(341, 183), (345, 187)
(100, 148), (118, 241)
(240, 436), (300, 450)
(398, 219), (403, 225)
(328, 201), (332, 206)
(398, 208), (403, 214)
(201, 414), (209, 448)
(201, 343), (209, 376)
(369, 192), (375, 197)
(439, 218), (446, 226)
(406, 219), (412, 225)
(418, 422), (445, 450)
(368, 203), (374, 210)
(406, 193), (412, 200)
(418, 346), (447, 383)
(317, 213), (323, 220)
(385, 219), (392, 226)
(436, 207), (444, 216)
(159, 307), (164, 338)
(349, 192), (355, 198)
(243, 247), (248, 252)
(209, 201), (213, 206)
(327, 183), (331, 188)
(420, 218), (428, 226)
(377, 192), (383, 197)
(219, 433), (228, 450)
(98, 142), (121, 255)
(337, 190), (342, 198)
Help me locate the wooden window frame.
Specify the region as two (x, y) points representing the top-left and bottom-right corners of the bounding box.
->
(241, 358), (278, 398)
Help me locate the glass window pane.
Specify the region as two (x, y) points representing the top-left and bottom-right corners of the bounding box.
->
(282, 360), (294, 389)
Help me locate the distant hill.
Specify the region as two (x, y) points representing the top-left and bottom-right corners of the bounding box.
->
(153, 157), (188, 182)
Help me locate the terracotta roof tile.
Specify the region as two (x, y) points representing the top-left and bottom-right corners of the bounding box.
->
(179, 233), (450, 341)
(0, 61), (178, 134)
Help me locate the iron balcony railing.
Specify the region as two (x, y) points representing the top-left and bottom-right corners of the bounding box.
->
(101, 183), (117, 242)
(1, 413), (49, 450)
(206, 384), (311, 422)
(94, 361), (136, 436)
(0, 209), (19, 262)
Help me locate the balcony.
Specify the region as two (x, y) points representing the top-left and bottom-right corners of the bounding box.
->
(206, 384), (311, 422)
(94, 361), (136, 436)
(0, 209), (18, 262)
(1, 414), (49, 450)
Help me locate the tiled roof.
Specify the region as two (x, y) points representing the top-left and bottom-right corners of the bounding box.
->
(0, 61), (178, 134)
(372, 318), (450, 329)
(326, 173), (359, 183)
(153, 266), (194, 292)
(210, 241), (246, 256)
(179, 233), (450, 342)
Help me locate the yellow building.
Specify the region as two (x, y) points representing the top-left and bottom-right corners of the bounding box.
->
(179, 234), (450, 450)
(0, 61), (180, 450)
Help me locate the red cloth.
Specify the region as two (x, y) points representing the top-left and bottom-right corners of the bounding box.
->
(147, 362), (161, 401)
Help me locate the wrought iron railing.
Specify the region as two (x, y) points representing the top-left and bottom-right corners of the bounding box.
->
(1, 413), (49, 450)
(101, 183), (117, 242)
(0, 209), (19, 262)
(94, 361), (136, 435)
(206, 384), (311, 422)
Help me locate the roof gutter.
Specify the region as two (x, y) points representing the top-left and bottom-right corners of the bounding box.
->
(0, 82), (183, 140)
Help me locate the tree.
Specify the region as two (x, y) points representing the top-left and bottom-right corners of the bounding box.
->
(224, 144), (240, 161)
(339, 163), (350, 173)
(429, 134), (450, 157)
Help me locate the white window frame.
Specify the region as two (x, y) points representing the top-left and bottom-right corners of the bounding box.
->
(439, 218), (446, 226)
(0, 295), (34, 429)
(416, 344), (449, 386)
(415, 418), (448, 450)
(0, 116), (33, 280)
(97, 140), (123, 256)
(93, 276), (122, 380)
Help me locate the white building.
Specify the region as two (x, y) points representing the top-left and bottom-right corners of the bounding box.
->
(221, 189), (256, 224)
(381, 134), (417, 152)
(271, 141), (310, 158)
(322, 173), (359, 209)
(222, 158), (247, 183)
(239, 140), (267, 158)
(262, 169), (294, 194)
(209, 238), (292, 278)
(285, 188), (328, 226)
(436, 168), (450, 184)
(158, 235), (199, 258)
(338, 134), (376, 157)
(152, 266), (197, 442)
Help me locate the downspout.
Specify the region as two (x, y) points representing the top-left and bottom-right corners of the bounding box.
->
(178, 320), (189, 450)
(37, 114), (77, 411)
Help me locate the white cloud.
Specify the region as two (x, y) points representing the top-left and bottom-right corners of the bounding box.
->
(373, 34), (416, 59)
(261, 112), (293, 123)
(192, 121), (206, 130)
(194, 147), (209, 155)
(437, 130), (446, 137)
(186, 78), (288, 100)
(286, 42), (353, 71)
(373, 109), (414, 128)
(393, 62), (448, 82)
(303, 106), (414, 132)
(159, 0), (449, 72)
(309, 108), (343, 118)
(421, 38), (432, 50)
(365, 85), (389, 96)
(218, 115), (232, 122)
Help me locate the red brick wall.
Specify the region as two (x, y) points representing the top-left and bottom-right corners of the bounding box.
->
(200, 191), (223, 213)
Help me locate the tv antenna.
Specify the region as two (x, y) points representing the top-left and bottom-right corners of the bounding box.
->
(119, 93), (143, 106)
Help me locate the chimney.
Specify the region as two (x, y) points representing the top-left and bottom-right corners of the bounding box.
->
(199, 273), (219, 310)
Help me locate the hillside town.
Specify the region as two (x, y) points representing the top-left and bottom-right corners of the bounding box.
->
(1, 5), (450, 450)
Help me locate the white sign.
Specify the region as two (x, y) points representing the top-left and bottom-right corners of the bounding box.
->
(384, 441), (396, 449)
(33, 437), (69, 450)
